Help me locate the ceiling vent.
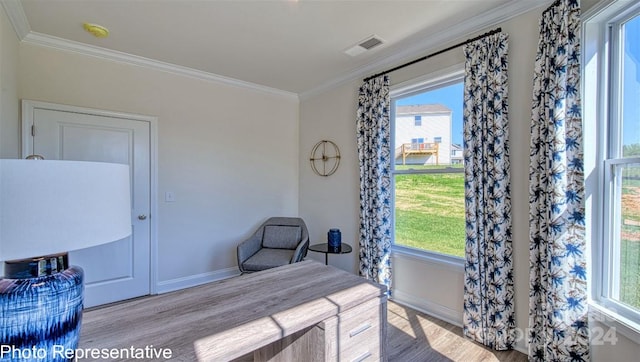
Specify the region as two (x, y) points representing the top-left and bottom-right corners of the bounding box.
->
(345, 35), (385, 57)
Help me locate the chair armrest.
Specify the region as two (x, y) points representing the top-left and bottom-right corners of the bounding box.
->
(290, 239), (309, 263)
(237, 234), (262, 272)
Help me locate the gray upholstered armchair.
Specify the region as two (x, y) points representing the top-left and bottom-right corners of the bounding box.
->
(237, 217), (310, 273)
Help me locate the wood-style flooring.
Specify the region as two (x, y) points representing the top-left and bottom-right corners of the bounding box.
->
(387, 301), (527, 361)
(83, 295), (527, 362)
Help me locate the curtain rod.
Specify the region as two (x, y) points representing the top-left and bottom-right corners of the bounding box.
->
(362, 27), (502, 82)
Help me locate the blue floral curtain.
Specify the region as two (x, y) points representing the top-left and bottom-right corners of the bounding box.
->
(461, 32), (514, 350)
(529, 0), (589, 361)
(356, 75), (392, 291)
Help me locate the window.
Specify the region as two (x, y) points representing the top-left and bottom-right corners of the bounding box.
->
(585, 0), (640, 331)
(414, 115), (422, 126)
(410, 138), (425, 150)
(391, 69), (464, 259)
(603, 8), (640, 317)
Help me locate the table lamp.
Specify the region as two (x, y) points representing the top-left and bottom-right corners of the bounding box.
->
(0, 158), (131, 361)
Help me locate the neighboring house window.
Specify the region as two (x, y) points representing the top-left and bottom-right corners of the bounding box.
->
(391, 67), (464, 259)
(585, 0), (640, 332)
(410, 138), (424, 150)
(414, 115), (422, 126)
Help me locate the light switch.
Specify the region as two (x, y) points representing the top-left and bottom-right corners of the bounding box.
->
(165, 191), (175, 202)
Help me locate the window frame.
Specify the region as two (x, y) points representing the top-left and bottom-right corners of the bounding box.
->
(602, 158), (640, 314)
(389, 64), (465, 266)
(584, 0), (640, 343)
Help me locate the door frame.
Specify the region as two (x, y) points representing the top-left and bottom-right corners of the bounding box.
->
(21, 99), (159, 295)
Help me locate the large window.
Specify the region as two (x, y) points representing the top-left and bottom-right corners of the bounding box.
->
(586, 0), (640, 330)
(391, 70), (465, 259)
(602, 7), (640, 317)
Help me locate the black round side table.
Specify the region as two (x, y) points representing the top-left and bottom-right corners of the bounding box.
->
(308, 243), (353, 265)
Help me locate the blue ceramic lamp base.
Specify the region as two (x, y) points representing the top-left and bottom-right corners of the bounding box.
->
(0, 267), (84, 362)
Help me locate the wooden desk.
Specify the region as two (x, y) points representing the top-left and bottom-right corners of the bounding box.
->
(80, 260), (387, 361)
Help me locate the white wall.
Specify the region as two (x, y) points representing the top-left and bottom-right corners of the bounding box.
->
(1, 36), (300, 289)
(590, 320), (640, 360)
(298, 83), (360, 273)
(0, 4), (19, 159)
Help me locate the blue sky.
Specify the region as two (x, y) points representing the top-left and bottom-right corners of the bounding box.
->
(623, 14), (640, 149)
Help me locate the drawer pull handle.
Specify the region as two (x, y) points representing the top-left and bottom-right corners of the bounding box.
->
(351, 351), (372, 362)
(349, 322), (372, 337)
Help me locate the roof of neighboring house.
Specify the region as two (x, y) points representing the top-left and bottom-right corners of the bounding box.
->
(451, 144), (463, 151)
(396, 104), (451, 115)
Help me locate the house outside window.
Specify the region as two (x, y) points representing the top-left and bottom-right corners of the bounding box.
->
(391, 68), (464, 260)
(584, 0), (640, 336)
(451, 144), (463, 165)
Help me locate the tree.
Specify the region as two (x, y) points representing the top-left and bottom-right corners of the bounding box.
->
(623, 143), (640, 156)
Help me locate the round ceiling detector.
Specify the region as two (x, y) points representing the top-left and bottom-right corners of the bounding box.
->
(83, 23), (109, 38)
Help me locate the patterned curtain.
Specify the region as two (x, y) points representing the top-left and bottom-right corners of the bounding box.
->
(528, 0), (589, 361)
(461, 32), (514, 350)
(356, 75), (392, 291)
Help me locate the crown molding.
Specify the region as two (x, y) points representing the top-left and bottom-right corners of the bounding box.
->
(298, 0), (552, 101)
(21, 32), (298, 100)
(0, 1), (297, 100)
(1, 0), (30, 39)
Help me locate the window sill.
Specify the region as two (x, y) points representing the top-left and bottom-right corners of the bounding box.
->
(589, 302), (640, 346)
(391, 245), (464, 272)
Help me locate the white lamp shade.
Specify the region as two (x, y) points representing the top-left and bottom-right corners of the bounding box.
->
(0, 159), (132, 261)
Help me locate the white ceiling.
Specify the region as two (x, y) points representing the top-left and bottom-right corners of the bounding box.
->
(5, 0), (546, 97)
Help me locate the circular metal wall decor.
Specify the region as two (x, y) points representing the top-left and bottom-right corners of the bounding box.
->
(310, 140), (341, 177)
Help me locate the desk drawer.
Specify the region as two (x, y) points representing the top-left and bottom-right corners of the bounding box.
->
(317, 296), (385, 362)
(339, 326), (380, 362)
(341, 349), (380, 362)
(337, 297), (382, 360)
(339, 299), (380, 336)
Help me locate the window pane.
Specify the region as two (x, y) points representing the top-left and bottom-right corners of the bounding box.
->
(613, 163), (640, 310)
(394, 82), (463, 170)
(394, 173), (465, 257)
(392, 81), (465, 257)
(622, 14), (640, 157)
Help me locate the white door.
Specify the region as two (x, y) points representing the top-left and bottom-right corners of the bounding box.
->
(22, 100), (154, 307)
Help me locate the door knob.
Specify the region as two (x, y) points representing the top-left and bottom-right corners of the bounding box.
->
(138, 214), (147, 220)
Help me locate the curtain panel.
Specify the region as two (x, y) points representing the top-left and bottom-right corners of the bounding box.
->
(356, 75), (392, 291)
(461, 32), (515, 350)
(528, 0), (589, 360)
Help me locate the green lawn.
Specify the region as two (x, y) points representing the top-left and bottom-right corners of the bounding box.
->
(394, 171), (466, 258)
(620, 178), (640, 309)
(394, 168), (640, 310)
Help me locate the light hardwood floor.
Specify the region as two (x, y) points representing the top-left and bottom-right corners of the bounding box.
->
(387, 301), (527, 362)
(83, 296), (527, 362)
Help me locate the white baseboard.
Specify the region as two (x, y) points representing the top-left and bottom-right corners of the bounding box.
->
(155, 267), (240, 294)
(391, 290), (529, 355)
(514, 338), (528, 355)
(391, 290), (462, 327)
